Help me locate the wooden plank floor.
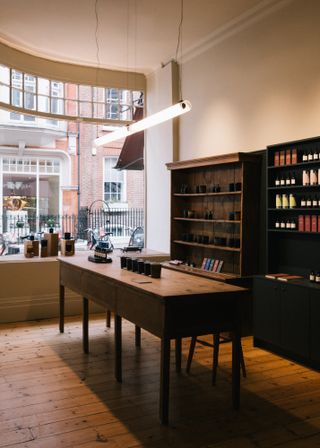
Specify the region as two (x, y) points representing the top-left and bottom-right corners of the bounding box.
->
(1, 315), (320, 448)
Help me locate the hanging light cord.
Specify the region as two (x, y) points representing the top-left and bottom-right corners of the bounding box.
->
(175, 0), (184, 101)
(94, 0), (101, 69)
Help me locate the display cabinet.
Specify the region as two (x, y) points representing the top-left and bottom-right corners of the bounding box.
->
(267, 135), (320, 275)
(165, 153), (261, 282)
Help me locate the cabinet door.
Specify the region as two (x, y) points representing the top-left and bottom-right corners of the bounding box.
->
(253, 278), (281, 345)
(280, 284), (309, 359)
(310, 288), (320, 365)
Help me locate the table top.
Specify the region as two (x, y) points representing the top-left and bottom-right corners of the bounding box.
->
(58, 252), (246, 299)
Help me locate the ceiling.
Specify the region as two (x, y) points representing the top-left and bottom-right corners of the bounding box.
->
(0, 0), (264, 74)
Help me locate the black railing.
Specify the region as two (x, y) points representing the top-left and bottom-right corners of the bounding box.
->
(1, 208), (144, 241)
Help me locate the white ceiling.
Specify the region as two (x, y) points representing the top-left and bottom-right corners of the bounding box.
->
(0, 0), (265, 74)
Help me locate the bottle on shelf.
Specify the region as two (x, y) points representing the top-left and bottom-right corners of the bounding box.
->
(310, 169), (318, 185)
(302, 151), (308, 162)
(275, 176), (280, 186)
(301, 196), (306, 207)
(316, 272), (320, 283)
(279, 175), (285, 186)
(290, 172), (296, 185)
(312, 196), (318, 208)
(275, 219), (280, 229)
(276, 194), (282, 208)
(291, 220), (296, 230)
(289, 194), (296, 208)
(285, 174), (291, 185)
(314, 150), (319, 161)
(306, 196), (312, 207)
(282, 194), (289, 209)
(303, 170), (310, 186)
(285, 220), (291, 229)
(308, 151), (313, 161)
(280, 220), (286, 229)
(310, 271), (315, 282)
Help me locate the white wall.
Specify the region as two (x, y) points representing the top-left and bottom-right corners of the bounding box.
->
(180, 0), (320, 159)
(145, 62), (177, 252)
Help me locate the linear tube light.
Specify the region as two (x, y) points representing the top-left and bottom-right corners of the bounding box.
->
(93, 100), (191, 150)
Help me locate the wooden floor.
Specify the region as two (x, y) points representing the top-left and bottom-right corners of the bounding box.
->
(1, 316), (320, 448)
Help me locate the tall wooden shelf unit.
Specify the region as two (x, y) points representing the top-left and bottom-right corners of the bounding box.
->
(166, 153), (261, 282)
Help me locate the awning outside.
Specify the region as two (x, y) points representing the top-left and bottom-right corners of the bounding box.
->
(114, 106), (144, 170)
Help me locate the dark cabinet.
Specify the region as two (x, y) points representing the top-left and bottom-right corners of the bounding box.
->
(254, 277), (320, 369)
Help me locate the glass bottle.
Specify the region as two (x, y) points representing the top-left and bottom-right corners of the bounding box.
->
(301, 196), (306, 207)
(282, 194), (289, 209)
(316, 272), (320, 283)
(302, 151), (308, 162)
(310, 169), (318, 185)
(276, 194), (282, 208)
(289, 194), (296, 208)
(314, 150), (319, 161)
(303, 170), (310, 186)
(306, 196), (312, 207)
(291, 220), (296, 230)
(312, 196), (318, 208)
(310, 271), (315, 282)
(285, 174), (291, 185)
(290, 172), (296, 185)
(308, 150), (313, 161)
(280, 220), (286, 229)
(286, 220), (291, 229)
(280, 175), (285, 186)
(275, 176), (280, 186)
(275, 219), (280, 229)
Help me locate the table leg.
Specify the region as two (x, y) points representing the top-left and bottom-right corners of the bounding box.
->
(232, 328), (241, 410)
(135, 325), (141, 347)
(175, 337), (182, 373)
(160, 337), (170, 425)
(83, 297), (89, 354)
(115, 314), (122, 383)
(59, 284), (65, 333)
(106, 310), (111, 328)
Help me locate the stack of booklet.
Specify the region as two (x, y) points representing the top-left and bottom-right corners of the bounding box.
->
(201, 258), (224, 272)
(265, 273), (304, 281)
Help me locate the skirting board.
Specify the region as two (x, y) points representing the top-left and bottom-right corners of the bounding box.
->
(0, 289), (105, 323)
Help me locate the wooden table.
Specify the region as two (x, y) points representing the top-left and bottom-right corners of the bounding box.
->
(58, 253), (248, 424)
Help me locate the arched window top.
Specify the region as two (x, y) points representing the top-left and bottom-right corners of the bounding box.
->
(0, 63), (144, 125)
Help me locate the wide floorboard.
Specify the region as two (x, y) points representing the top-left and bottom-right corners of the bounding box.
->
(1, 315), (320, 448)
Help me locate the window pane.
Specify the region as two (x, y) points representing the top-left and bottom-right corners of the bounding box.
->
(106, 88), (119, 103)
(38, 95), (49, 113)
(24, 74), (36, 92)
(65, 100), (78, 116)
(11, 70), (22, 88)
(79, 85), (92, 101)
(51, 81), (64, 98)
(38, 78), (50, 95)
(93, 102), (105, 119)
(65, 83), (78, 100)
(24, 92), (36, 110)
(12, 88), (22, 107)
(106, 103), (119, 120)
(79, 101), (92, 118)
(93, 87), (105, 102)
(39, 175), (59, 216)
(0, 65), (10, 85)
(0, 84), (10, 103)
(51, 98), (64, 115)
(120, 104), (132, 121)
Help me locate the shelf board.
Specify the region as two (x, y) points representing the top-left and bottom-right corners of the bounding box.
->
(268, 208), (320, 211)
(268, 160), (320, 169)
(173, 191), (242, 197)
(173, 240), (241, 252)
(173, 217), (240, 224)
(268, 185), (320, 190)
(268, 229), (320, 234)
(161, 261), (239, 282)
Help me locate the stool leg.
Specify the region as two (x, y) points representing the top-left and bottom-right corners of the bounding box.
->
(212, 333), (220, 385)
(240, 342), (247, 378)
(106, 310), (111, 328)
(186, 336), (197, 373)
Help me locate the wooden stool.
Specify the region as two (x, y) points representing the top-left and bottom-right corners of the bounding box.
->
(186, 332), (246, 384)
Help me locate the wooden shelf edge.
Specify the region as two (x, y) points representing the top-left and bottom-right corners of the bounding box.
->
(173, 191), (242, 197)
(173, 218), (241, 223)
(173, 240), (241, 252)
(166, 152), (260, 170)
(161, 261), (239, 282)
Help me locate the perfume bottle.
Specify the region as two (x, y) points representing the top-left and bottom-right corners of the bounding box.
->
(303, 170), (310, 186)
(275, 219), (280, 229)
(280, 176), (285, 186)
(306, 196), (312, 207)
(308, 151), (313, 161)
(289, 194), (296, 208)
(312, 196), (318, 207)
(301, 196), (306, 207)
(314, 150), (319, 160)
(290, 172), (296, 185)
(310, 271), (315, 282)
(285, 220), (291, 229)
(285, 174), (291, 185)
(282, 194), (289, 209)
(302, 151), (308, 162)
(280, 220), (286, 229)
(275, 176), (280, 186)
(276, 194), (282, 208)
(310, 169), (318, 185)
(316, 272), (320, 283)
(291, 220), (296, 230)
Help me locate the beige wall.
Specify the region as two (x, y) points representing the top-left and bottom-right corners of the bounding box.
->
(0, 257), (103, 323)
(180, 0), (320, 159)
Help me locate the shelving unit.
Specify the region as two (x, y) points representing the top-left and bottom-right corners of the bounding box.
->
(254, 135), (320, 370)
(266, 135), (320, 275)
(165, 153), (261, 281)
